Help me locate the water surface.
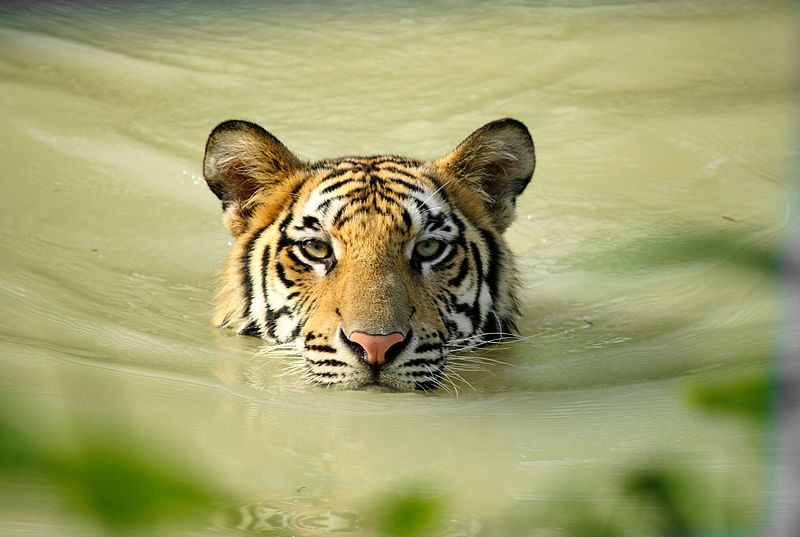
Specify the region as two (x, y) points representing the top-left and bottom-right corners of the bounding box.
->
(0, 1), (797, 535)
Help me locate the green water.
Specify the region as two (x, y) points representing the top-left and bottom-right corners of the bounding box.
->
(0, 1), (796, 535)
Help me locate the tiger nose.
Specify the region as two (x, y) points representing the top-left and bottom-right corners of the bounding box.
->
(347, 332), (405, 366)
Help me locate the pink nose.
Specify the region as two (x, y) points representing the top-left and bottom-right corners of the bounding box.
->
(347, 332), (405, 365)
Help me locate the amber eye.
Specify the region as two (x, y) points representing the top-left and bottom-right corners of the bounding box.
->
(414, 239), (444, 260)
(301, 239), (332, 260)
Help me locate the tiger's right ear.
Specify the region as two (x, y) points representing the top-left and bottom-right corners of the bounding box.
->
(203, 120), (304, 236)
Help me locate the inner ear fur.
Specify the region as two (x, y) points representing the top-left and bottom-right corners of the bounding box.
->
(434, 118), (535, 232)
(203, 120), (304, 236)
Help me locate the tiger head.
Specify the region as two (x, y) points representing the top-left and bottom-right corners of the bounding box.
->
(203, 118), (535, 391)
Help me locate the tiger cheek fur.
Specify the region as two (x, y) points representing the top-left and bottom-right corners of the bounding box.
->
(203, 118), (535, 391)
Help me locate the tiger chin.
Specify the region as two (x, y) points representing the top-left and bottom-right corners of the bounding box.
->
(202, 118), (535, 392)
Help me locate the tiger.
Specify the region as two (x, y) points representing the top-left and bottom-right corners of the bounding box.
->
(202, 118), (535, 391)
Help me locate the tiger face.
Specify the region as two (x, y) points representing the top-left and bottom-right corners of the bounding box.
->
(203, 118), (535, 391)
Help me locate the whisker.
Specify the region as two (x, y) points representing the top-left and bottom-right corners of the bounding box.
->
(445, 369), (475, 392)
(445, 363), (490, 373)
(445, 331), (515, 344)
(277, 364), (306, 378)
(256, 341), (300, 352)
(420, 177), (454, 208)
(427, 361), (458, 397)
(444, 328), (564, 355)
(446, 326), (569, 348)
(447, 354), (510, 367)
(420, 362), (452, 396)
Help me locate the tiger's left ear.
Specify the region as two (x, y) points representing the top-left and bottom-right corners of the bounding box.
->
(203, 120), (305, 236)
(434, 118), (535, 232)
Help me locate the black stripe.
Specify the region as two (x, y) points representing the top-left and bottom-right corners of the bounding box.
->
(374, 156), (423, 166)
(272, 305), (292, 318)
(430, 245), (458, 273)
(275, 261), (295, 288)
(275, 193), (301, 249)
(480, 313), (501, 340)
(379, 165), (419, 180)
(335, 158), (369, 166)
(265, 305), (293, 340)
(259, 245), (273, 335)
(242, 226), (268, 320)
(286, 249), (313, 272)
(402, 208), (413, 231)
(320, 177), (359, 195)
(241, 321), (260, 337)
(294, 215), (321, 231)
(317, 166), (355, 182)
(385, 176), (427, 194)
(314, 372), (340, 379)
(443, 318), (459, 340)
(305, 344), (336, 353)
(413, 343), (442, 354)
(478, 229), (501, 301)
(450, 212), (466, 234)
(403, 357), (444, 368)
(374, 189), (404, 207)
(425, 212), (447, 232)
(468, 241), (485, 328)
(447, 257), (469, 288)
(326, 156), (421, 167)
(307, 358), (348, 367)
(291, 322), (304, 340)
(326, 185), (405, 209)
(313, 197), (335, 215)
(333, 205), (392, 231)
(409, 196), (431, 216)
(330, 202), (349, 229)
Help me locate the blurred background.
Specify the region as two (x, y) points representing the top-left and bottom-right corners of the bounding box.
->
(0, 1), (797, 535)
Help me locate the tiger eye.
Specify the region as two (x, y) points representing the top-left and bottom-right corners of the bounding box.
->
(414, 239), (444, 260)
(301, 239), (332, 260)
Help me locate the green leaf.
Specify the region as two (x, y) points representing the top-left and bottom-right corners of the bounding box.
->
(375, 492), (442, 537)
(688, 375), (770, 419)
(53, 442), (217, 531)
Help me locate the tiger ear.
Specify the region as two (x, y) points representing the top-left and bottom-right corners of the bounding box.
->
(435, 118), (535, 232)
(203, 120), (304, 236)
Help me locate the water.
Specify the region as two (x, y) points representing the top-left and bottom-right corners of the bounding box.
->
(0, 1), (796, 535)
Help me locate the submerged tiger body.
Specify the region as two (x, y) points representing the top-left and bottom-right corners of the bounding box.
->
(203, 118), (535, 391)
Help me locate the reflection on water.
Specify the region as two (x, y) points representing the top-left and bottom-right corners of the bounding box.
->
(0, 0), (797, 535)
(218, 497), (361, 534)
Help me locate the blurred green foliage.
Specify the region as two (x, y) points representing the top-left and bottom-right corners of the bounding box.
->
(624, 467), (696, 537)
(54, 443), (217, 530)
(573, 228), (778, 277)
(688, 374), (770, 421)
(0, 410), (222, 534)
(0, 367), (770, 537)
(372, 490), (444, 537)
(473, 464), (755, 537)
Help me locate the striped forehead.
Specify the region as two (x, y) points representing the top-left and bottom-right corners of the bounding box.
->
(298, 157), (450, 233)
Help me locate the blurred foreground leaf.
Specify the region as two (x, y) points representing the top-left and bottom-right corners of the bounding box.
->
(624, 468), (694, 537)
(0, 414), (38, 471)
(373, 491), (443, 537)
(688, 374), (769, 420)
(53, 441), (217, 531)
(531, 497), (621, 537)
(573, 229), (778, 277)
(1, 410), (224, 533)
